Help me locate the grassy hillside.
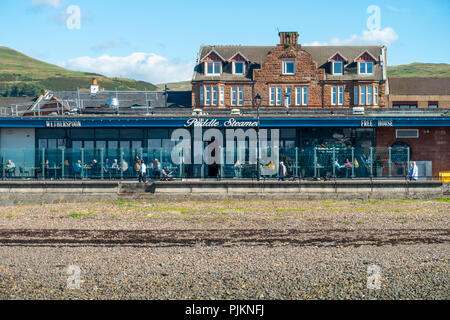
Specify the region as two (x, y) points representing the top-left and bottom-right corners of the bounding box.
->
(157, 80), (192, 91)
(0, 46), (157, 97)
(387, 63), (450, 77)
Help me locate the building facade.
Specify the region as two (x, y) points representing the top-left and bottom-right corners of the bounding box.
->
(0, 33), (449, 181)
(192, 32), (388, 109)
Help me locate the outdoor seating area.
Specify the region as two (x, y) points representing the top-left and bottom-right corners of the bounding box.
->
(0, 146), (414, 181)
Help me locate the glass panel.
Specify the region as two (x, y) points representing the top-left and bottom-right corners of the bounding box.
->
(367, 62), (373, 73)
(207, 62), (213, 74)
(367, 86), (373, 105)
(360, 86), (366, 105)
(235, 62), (244, 74)
(303, 87), (308, 105)
(120, 141), (130, 149)
(72, 141), (82, 150)
(238, 87), (244, 106)
(70, 129), (94, 139)
(96, 129), (119, 139)
(212, 86), (218, 106)
(334, 62), (342, 74)
(96, 141), (106, 149)
(205, 87), (211, 105)
(276, 87), (282, 105)
(360, 62), (366, 73)
(39, 139), (47, 149)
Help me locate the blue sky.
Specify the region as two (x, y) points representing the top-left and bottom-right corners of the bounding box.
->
(1, 0), (449, 84)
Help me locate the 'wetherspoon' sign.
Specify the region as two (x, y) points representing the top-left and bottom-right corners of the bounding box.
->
(46, 121), (82, 128)
(184, 118), (258, 128)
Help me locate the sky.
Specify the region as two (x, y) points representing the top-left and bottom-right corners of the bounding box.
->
(0, 0), (449, 84)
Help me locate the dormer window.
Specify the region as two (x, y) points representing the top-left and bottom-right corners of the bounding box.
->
(359, 62), (374, 74)
(333, 61), (343, 75)
(282, 61), (295, 75)
(205, 61), (221, 75)
(233, 62), (245, 74)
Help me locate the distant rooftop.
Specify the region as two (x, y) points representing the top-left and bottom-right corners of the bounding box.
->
(389, 77), (450, 95)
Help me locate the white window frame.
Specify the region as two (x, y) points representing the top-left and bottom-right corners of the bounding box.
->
(338, 86), (344, 105)
(200, 86), (204, 106)
(367, 85), (373, 105)
(302, 87), (308, 106)
(396, 129), (419, 139)
(282, 61), (295, 75)
(205, 86), (211, 106)
(333, 61), (343, 75)
(205, 61), (221, 75)
(295, 87), (301, 106)
(276, 87), (282, 105)
(374, 86), (378, 105)
(212, 86), (218, 106)
(233, 62), (245, 75)
(219, 86), (224, 106)
(358, 62), (374, 75)
(238, 86), (244, 106)
(359, 86), (366, 105)
(331, 86), (337, 106)
(270, 87), (276, 106)
(231, 87), (237, 106)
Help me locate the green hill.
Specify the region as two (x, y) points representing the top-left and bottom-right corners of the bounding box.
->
(0, 46), (157, 97)
(387, 63), (450, 77)
(157, 80), (192, 91)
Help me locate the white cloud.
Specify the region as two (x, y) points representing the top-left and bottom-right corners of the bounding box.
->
(31, 0), (61, 8)
(61, 52), (195, 84)
(305, 27), (399, 47)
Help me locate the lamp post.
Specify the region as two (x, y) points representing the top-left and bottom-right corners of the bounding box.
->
(254, 93), (262, 181)
(284, 91), (290, 114)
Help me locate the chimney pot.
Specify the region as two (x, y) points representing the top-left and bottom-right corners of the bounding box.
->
(279, 32), (299, 46)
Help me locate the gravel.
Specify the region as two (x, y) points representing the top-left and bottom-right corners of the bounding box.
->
(0, 199), (448, 300)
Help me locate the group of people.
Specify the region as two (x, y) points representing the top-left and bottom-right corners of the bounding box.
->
(332, 158), (358, 178)
(133, 156), (174, 183)
(233, 160), (288, 181)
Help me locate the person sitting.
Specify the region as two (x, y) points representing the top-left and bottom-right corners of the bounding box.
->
(5, 160), (16, 178)
(90, 159), (100, 179)
(103, 158), (111, 179)
(333, 158), (342, 177)
(111, 159), (120, 178)
(343, 158), (353, 178)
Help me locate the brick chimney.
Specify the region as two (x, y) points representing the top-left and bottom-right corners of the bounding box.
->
(279, 32), (299, 46)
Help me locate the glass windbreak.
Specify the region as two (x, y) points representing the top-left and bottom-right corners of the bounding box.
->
(0, 146), (417, 180)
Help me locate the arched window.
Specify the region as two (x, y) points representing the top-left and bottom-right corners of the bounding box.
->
(391, 141), (411, 163)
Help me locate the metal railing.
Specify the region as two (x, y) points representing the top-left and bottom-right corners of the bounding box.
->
(0, 146), (429, 181)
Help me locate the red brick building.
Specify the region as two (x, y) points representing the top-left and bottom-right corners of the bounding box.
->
(192, 32), (388, 109)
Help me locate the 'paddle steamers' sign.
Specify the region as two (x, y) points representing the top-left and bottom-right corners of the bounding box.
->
(184, 118), (258, 128)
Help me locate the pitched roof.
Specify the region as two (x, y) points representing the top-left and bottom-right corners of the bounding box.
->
(389, 77), (450, 95)
(0, 97), (35, 107)
(193, 45), (384, 81)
